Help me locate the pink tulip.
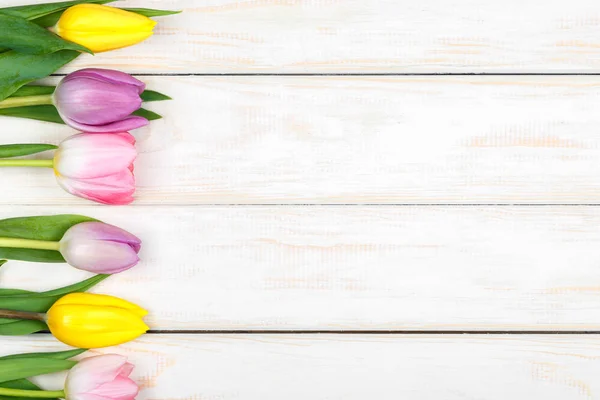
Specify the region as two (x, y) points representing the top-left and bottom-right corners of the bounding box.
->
(60, 221), (141, 274)
(65, 354), (139, 400)
(53, 68), (148, 133)
(54, 132), (137, 205)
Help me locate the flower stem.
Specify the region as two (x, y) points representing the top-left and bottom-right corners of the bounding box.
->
(0, 237), (60, 251)
(0, 309), (46, 321)
(0, 95), (54, 110)
(0, 387), (64, 398)
(0, 159), (53, 168)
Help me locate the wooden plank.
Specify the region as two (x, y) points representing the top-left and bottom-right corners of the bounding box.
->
(6, 0), (600, 73)
(8, 334), (600, 399)
(4, 205), (600, 330)
(4, 76), (600, 204)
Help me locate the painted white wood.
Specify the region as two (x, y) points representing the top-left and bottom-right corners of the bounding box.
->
(5, 334), (600, 400)
(2, 205), (600, 330)
(6, 0), (600, 73)
(4, 76), (600, 204)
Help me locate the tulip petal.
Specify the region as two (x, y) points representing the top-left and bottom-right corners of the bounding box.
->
(56, 169), (135, 205)
(52, 293), (148, 318)
(63, 68), (145, 93)
(55, 78), (143, 125)
(58, 4), (156, 32)
(48, 304), (149, 349)
(90, 376), (139, 400)
(71, 395), (113, 400)
(63, 115), (149, 133)
(63, 222), (141, 254)
(60, 239), (140, 274)
(118, 363), (135, 378)
(55, 133), (137, 179)
(66, 354), (129, 394)
(56, 4), (156, 53)
(115, 132), (137, 145)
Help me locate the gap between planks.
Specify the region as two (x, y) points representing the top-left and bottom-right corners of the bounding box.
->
(146, 330), (600, 335)
(50, 73), (600, 76)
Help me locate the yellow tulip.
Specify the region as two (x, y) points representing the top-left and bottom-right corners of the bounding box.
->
(55, 4), (157, 53)
(47, 293), (149, 349)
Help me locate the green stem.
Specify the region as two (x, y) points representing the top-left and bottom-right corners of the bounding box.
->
(0, 309), (46, 321)
(0, 237), (60, 251)
(0, 387), (64, 398)
(0, 95), (53, 110)
(0, 159), (53, 168)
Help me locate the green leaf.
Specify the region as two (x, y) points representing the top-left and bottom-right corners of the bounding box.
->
(0, 214), (97, 263)
(0, 274), (108, 335)
(0, 50), (79, 101)
(0, 105), (63, 124)
(0, 14), (90, 54)
(0, 105), (162, 124)
(0, 320), (47, 336)
(0, 348), (85, 361)
(141, 90), (172, 102)
(0, 0), (116, 21)
(133, 108), (162, 121)
(0, 358), (75, 383)
(0, 288), (32, 297)
(121, 8), (182, 18)
(9, 86), (54, 98)
(0, 144), (57, 159)
(0, 379), (49, 400)
(29, 273), (108, 299)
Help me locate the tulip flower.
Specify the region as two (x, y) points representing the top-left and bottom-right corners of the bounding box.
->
(59, 221), (141, 274)
(0, 354), (138, 400)
(0, 132), (137, 205)
(53, 68), (148, 133)
(0, 68), (170, 132)
(47, 293), (149, 348)
(0, 293), (148, 348)
(0, 219), (141, 274)
(55, 4), (157, 53)
(65, 354), (139, 400)
(54, 132), (137, 204)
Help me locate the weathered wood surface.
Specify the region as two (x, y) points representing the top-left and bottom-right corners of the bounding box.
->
(3, 0), (600, 397)
(2, 205), (600, 331)
(8, 335), (600, 400)
(8, 0), (600, 73)
(4, 76), (600, 204)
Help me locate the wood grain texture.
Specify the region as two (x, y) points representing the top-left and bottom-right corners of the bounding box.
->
(7, 0), (600, 73)
(3, 205), (600, 330)
(6, 334), (600, 400)
(4, 76), (600, 204)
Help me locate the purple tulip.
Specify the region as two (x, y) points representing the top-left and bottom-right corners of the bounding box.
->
(53, 68), (149, 133)
(59, 221), (141, 274)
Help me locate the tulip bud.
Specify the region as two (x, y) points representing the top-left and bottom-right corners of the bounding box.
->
(55, 4), (157, 53)
(47, 293), (149, 349)
(60, 221), (141, 274)
(54, 132), (137, 205)
(53, 68), (148, 133)
(65, 354), (139, 400)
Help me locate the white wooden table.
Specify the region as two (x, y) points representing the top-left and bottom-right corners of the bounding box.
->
(4, 0), (600, 398)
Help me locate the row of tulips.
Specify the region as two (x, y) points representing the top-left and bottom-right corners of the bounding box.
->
(0, 1), (180, 398)
(0, 216), (148, 399)
(0, 68), (159, 205)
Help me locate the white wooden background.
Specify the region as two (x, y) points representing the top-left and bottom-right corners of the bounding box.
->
(4, 0), (600, 398)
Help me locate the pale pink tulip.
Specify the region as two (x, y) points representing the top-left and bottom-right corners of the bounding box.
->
(65, 354), (139, 400)
(54, 132), (137, 205)
(60, 221), (141, 274)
